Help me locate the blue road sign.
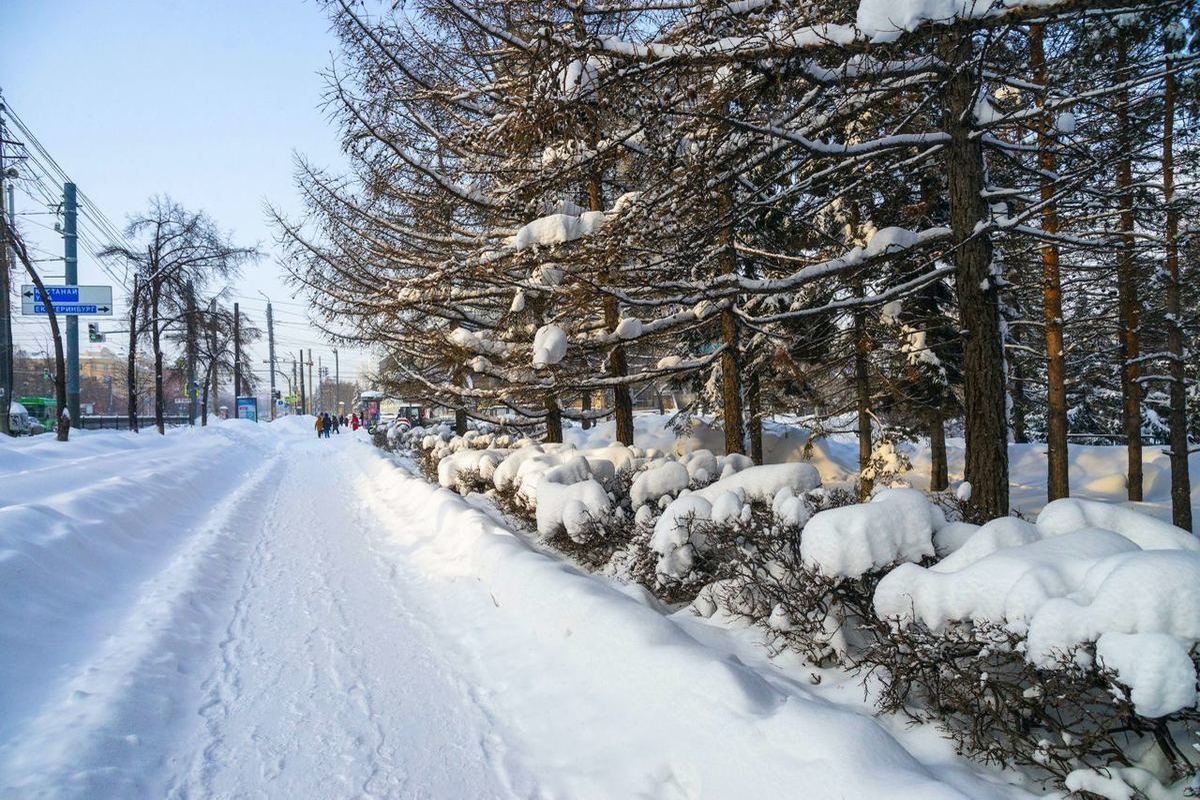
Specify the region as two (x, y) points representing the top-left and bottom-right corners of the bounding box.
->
(21, 284), (114, 316)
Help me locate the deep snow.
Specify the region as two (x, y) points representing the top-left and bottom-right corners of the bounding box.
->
(0, 419), (1040, 798)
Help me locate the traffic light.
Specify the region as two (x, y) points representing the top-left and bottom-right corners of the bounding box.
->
(88, 323), (105, 343)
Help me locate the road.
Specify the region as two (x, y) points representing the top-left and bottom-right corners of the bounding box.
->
(0, 426), (519, 799)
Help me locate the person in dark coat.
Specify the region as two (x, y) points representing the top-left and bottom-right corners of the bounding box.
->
(331, 414), (341, 434)
(322, 412), (332, 438)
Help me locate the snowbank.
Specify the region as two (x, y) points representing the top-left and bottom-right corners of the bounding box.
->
(356, 452), (996, 799)
(874, 496), (1200, 716)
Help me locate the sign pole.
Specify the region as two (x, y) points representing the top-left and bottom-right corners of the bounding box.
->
(64, 182), (80, 424)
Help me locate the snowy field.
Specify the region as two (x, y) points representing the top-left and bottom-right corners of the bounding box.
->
(0, 419), (1196, 798)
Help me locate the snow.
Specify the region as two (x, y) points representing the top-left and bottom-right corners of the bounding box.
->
(1095, 632), (1198, 718)
(1065, 765), (1174, 800)
(869, 490), (1200, 703)
(531, 323), (568, 368)
(535, 473), (612, 541)
(874, 530), (1140, 632)
(1054, 111), (1076, 135)
(694, 461), (821, 503)
(437, 446), (510, 488)
(801, 488), (939, 579)
(1037, 497), (1200, 552)
(650, 493), (712, 578)
(855, 0), (1065, 43)
(1025, 549), (1200, 664)
(614, 316), (643, 339)
(9, 414), (1197, 797)
(864, 226), (921, 256)
(507, 210), (606, 250)
(629, 459), (689, 509)
(0, 420), (510, 797)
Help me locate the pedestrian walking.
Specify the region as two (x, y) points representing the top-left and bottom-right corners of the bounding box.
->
(322, 412), (332, 438)
(314, 414), (324, 439)
(350, 413), (360, 431)
(332, 415), (341, 435)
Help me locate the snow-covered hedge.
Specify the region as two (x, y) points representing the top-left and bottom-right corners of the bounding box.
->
(394, 426), (1200, 796)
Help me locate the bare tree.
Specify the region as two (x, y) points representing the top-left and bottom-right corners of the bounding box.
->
(101, 197), (257, 434)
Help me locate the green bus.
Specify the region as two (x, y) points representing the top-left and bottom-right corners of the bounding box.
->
(17, 396), (56, 424)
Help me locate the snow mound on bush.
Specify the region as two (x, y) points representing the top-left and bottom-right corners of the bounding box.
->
(875, 530), (1137, 631)
(630, 460), (689, 509)
(536, 477), (612, 542)
(650, 494), (712, 579)
(1025, 549), (1200, 665)
(1037, 497), (1200, 552)
(801, 488), (939, 579)
(931, 517), (1040, 573)
(694, 462), (820, 503)
(437, 448), (511, 489)
(492, 445), (548, 492)
(1095, 632), (1198, 718)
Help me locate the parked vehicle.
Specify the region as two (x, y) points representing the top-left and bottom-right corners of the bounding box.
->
(8, 401), (44, 435)
(15, 397), (52, 435)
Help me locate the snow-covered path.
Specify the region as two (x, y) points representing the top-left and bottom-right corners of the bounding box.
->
(0, 424), (515, 799)
(0, 421), (1025, 799)
(163, 437), (510, 799)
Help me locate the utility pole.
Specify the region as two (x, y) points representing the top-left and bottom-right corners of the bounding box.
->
(333, 346), (339, 415)
(232, 301), (241, 398)
(261, 292), (277, 420)
(296, 351), (305, 415)
(64, 182), (80, 424)
(318, 355), (323, 413)
(0, 101), (11, 435)
(307, 350), (314, 415)
(4, 181), (12, 430)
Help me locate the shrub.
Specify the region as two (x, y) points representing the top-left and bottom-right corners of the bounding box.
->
(862, 620), (1200, 793)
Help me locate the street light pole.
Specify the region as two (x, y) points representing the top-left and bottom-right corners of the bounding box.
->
(259, 291), (277, 420)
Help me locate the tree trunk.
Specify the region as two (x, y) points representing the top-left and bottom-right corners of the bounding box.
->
(1009, 350), (1029, 445)
(747, 373), (764, 465)
(5, 223), (69, 441)
(543, 394), (563, 444)
(455, 406), (468, 436)
(185, 286), (197, 426)
(854, 290), (873, 500)
(719, 306), (744, 456)
(588, 177), (634, 446)
(1031, 25), (1070, 501)
(1115, 38), (1143, 501)
(581, 389), (593, 430)
(570, 7), (635, 449)
(201, 365), (210, 427)
(127, 276), (140, 433)
(929, 408), (949, 492)
(944, 32), (1009, 518)
(1162, 52), (1192, 531)
(716, 187), (744, 456)
(149, 269), (165, 435)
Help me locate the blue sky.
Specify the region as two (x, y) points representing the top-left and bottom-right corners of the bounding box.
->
(3, 0), (372, 383)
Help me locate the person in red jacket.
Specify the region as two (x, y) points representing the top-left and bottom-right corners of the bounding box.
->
(350, 413), (360, 431)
